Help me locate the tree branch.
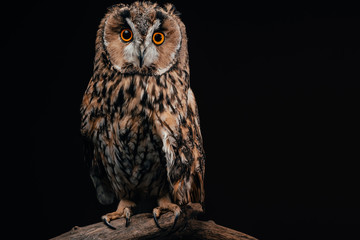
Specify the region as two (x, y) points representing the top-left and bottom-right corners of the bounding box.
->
(51, 203), (257, 240)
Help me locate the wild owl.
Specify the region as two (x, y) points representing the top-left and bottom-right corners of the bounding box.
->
(80, 1), (205, 229)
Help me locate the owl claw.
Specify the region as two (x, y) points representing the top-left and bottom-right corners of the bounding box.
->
(153, 211), (165, 230)
(172, 211), (180, 229)
(101, 200), (135, 229)
(102, 217), (116, 230)
(153, 209), (181, 230)
(125, 216), (130, 227)
(102, 214), (131, 229)
(125, 208), (131, 227)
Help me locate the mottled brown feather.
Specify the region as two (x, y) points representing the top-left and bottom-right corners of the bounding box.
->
(80, 1), (205, 208)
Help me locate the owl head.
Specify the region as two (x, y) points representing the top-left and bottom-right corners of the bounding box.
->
(97, 2), (188, 76)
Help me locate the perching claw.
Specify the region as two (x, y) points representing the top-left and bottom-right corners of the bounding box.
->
(102, 216), (116, 230)
(171, 211), (180, 229)
(153, 206), (181, 230)
(152, 195), (182, 230)
(125, 207), (131, 227)
(153, 211), (165, 230)
(101, 200), (135, 229)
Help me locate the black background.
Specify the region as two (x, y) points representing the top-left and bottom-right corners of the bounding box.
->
(5, 1), (360, 239)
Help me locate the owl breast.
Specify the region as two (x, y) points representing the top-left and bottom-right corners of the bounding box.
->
(81, 66), (189, 201)
(101, 115), (168, 200)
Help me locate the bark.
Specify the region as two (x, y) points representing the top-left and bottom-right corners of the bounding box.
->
(51, 203), (257, 240)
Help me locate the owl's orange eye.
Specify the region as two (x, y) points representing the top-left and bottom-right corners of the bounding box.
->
(152, 32), (165, 45)
(120, 29), (133, 42)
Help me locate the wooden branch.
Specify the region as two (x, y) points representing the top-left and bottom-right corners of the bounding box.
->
(51, 203), (257, 240)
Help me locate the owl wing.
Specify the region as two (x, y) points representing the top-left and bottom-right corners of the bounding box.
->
(83, 137), (115, 205)
(163, 88), (205, 205)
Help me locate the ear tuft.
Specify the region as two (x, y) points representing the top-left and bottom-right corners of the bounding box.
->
(164, 3), (181, 16)
(107, 3), (127, 12)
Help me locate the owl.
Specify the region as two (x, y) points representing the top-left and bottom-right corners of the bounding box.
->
(80, 1), (205, 230)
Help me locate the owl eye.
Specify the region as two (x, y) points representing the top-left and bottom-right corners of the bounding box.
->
(152, 32), (165, 45)
(120, 28), (133, 42)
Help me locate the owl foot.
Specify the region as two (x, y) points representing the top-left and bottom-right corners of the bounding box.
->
(152, 195), (181, 230)
(101, 199), (136, 229)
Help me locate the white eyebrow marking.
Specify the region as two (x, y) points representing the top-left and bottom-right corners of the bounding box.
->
(144, 19), (161, 47)
(139, 19), (161, 67)
(125, 18), (141, 44)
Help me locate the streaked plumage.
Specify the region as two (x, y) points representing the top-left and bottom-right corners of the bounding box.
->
(80, 1), (205, 228)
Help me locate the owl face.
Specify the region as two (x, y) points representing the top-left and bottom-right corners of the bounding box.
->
(102, 2), (184, 75)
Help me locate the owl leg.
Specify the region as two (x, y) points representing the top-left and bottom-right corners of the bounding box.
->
(102, 199), (136, 229)
(152, 195), (181, 230)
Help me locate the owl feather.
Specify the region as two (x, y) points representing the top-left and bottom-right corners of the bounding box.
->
(80, 1), (205, 228)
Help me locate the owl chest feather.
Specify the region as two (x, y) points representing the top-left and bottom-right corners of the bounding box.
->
(82, 70), (189, 199)
(102, 118), (167, 199)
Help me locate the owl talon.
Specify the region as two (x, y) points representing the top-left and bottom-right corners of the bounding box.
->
(125, 216), (130, 227)
(153, 210), (180, 230)
(152, 198), (181, 231)
(125, 207), (131, 227)
(101, 200), (135, 229)
(102, 217), (116, 230)
(171, 211), (180, 229)
(153, 210), (165, 230)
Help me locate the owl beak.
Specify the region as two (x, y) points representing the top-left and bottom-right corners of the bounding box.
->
(138, 47), (145, 68)
(138, 52), (144, 68)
